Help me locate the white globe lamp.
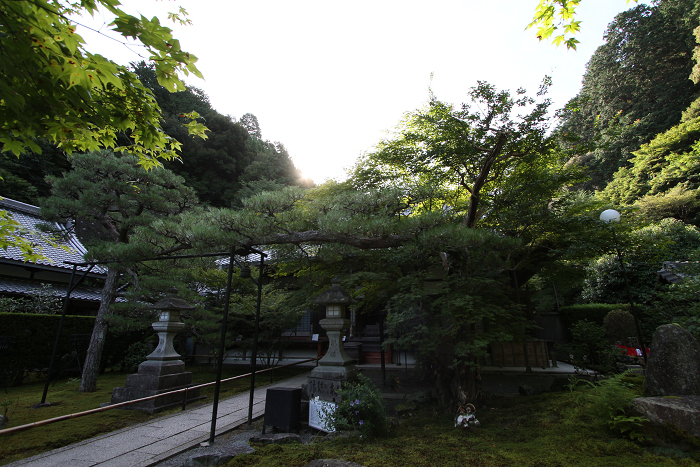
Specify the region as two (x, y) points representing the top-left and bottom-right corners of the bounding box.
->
(600, 209), (621, 223)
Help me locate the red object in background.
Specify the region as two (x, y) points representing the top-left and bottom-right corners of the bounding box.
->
(615, 344), (650, 357)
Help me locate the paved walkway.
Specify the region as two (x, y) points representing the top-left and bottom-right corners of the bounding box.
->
(6, 372), (311, 467)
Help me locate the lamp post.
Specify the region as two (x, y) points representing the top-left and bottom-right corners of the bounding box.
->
(238, 256), (264, 428)
(599, 209), (648, 366)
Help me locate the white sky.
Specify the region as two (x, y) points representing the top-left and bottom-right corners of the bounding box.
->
(76, 0), (637, 184)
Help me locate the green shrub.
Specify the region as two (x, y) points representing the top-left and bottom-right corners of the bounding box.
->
(603, 309), (637, 343)
(325, 374), (388, 439)
(0, 284), (62, 314)
(561, 303), (631, 330)
(559, 320), (618, 375)
(0, 313), (96, 385)
(0, 313), (152, 384)
(120, 342), (153, 373)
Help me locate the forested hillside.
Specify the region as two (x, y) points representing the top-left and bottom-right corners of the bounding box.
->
(131, 62), (313, 208)
(557, 0), (700, 191)
(0, 62), (311, 208)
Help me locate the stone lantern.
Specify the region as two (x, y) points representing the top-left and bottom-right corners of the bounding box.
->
(308, 278), (357, 392)
(111, 292), (201, 413)
(307, 279), (358, 431)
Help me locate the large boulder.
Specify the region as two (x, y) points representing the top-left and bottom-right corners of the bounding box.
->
(630, 397), (700, 448)
(645, 325), (700, 397)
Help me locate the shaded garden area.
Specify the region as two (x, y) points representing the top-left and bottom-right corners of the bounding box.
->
(211, 373), (699, 467)
(0, 366), (308, 465)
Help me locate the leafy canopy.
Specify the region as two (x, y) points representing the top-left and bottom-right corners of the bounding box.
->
(0, 0), (206, 168)
(352, 79), (554, 228)
(528, 0), (637, 50)
(601, 111), (700, 225)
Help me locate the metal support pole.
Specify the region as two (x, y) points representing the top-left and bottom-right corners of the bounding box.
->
(42, 264), (94, 404)
(379, 316), (386, 386)
(610, 227), (648, 366)
(246, 254), (264, 426)
(209, 247), (236, 444)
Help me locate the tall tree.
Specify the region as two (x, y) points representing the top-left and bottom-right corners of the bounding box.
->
(0, 1), (206, 261)
(131, 63), (308, 207)
(557, 0), (700, 190)
(240, 113), (262, 140)
(164, 112), (253, 207)
(236, 141), (311, 202)
(139, 81), (585, 407)
(42, 150), (197, 392)
(131, 62), (252, 207)
(0, 141), (71, 204)
(352, 79), (553, 228)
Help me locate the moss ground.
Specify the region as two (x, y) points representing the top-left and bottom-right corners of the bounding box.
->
(0, 365), (308, 465)
(2, 370), (698, 467)
(222, 374), (699, 467)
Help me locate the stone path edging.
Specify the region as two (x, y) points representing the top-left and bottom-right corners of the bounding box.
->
(5, 372), (310, 467)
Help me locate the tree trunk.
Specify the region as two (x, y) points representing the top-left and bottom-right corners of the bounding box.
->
(429, 345), (483, 411)
(79, 267), (120, 392)
(462, 132), (508, 228)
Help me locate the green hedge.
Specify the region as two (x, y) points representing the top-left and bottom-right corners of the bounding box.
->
(560, 303), (666, 346)
(0, 313), (95, 385)
(0, 313), (152, 385)
(560, 304), (631, 329)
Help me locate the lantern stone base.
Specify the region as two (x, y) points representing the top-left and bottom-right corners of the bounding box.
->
(309, 364), (357, 384)
(110, 359), (202, 414)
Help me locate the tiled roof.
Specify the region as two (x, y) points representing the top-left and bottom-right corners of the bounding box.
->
(215, 251), (271, 268)
(0, 197), (105, 275)
(0, 278), (102, 302)
(658, 261), (699, 285)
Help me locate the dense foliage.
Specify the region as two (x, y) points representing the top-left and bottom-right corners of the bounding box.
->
(557, 0), (700, 190)
(581, 219), (700, 304)
(0, 313), (145, 387)
(2, 0), (699, 410)
(41, 150), (198, 392)
(0, 0), (205, 165)
(131, 62), (311, 208)
(602, 109), (700, 225)
(0, 284), (61, 314)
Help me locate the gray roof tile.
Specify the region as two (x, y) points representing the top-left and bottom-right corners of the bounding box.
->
(0, 197), (105, 274)
(0, 278), (102, 302)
